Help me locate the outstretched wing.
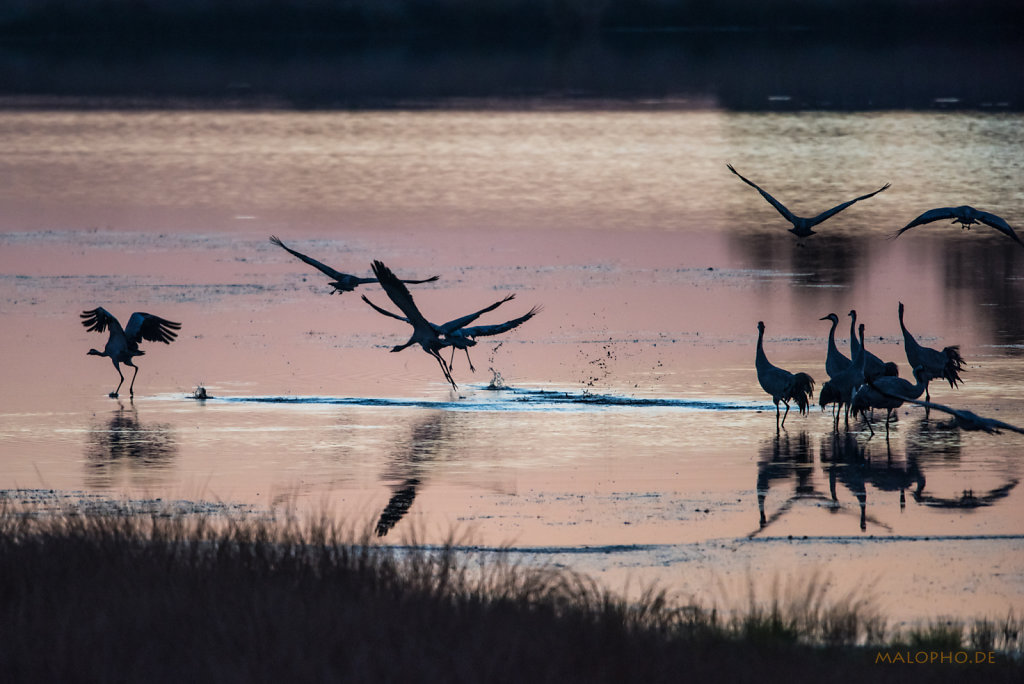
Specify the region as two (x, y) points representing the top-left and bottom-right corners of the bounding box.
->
(457, 305), (542, 339)
(727, 163), (798, 224)
(400, 274), (442, 285)
(270, 235), (369, 283)
(975, 211), (1024, 246)
(437, 294), (516, 334)
(806, 182), (890, 227)
(124, 312), (181, 346)
(371, 260), (434, 333)
(80, 307), (121, 335)
(890, 207), (957, 239)
(361, 294), (411, 325)
(870, 389), (1024, 435)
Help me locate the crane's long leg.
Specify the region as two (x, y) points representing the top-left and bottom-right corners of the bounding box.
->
(464, 348), (476, 373)
(430, 350), (458, 391)
(111, 362), (124, 398)
(128, 363), (139, 397)
(774, 402), (781, 430)
(780, 401), (790, 429)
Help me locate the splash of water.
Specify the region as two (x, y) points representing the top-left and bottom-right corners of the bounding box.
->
(487, 367), (506, 390)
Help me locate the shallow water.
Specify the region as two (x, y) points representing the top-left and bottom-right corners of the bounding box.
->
(2, 109), (1023, 624)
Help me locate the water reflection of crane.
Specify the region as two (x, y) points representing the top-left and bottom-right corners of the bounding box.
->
(753, 430), (828, 532)
(375, 412), (449, 537)
(84, 402), (177, 488)
(821, 433), (918, 532)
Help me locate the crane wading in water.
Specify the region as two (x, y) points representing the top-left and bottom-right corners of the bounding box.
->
(756, 321), (816, 430)
(80, 308), (181, 398)
(270, 236), (440, 294)
(897, 301), (964, 402)
(727, 164), (890, 238)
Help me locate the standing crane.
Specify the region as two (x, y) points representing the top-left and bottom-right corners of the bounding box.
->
(897, 302), (965, 402)
(727, 164), (890, 238)
(80, 308), (181, 398)
(755, 321), (816, 430)
(821, 313), (852, 379)
(820, 323), (867, 430)
(848, 310), (898, 380)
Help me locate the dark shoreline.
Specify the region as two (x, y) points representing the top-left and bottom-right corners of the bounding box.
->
(2, 503), (1021, 683)
(2, 29), (1023, 112)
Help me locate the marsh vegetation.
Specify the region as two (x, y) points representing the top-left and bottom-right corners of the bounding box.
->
(1, 502), (1020, 682)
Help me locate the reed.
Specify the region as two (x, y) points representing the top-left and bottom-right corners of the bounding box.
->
(0, 500), (1020, 683)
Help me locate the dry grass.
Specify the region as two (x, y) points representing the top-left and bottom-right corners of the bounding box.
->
(0, 500), (1020, 683)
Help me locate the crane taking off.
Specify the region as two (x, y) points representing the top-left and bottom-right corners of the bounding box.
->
(81, 308), (181, 398)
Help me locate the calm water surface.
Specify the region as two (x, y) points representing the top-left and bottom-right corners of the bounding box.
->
(2, 109), (1023, 623)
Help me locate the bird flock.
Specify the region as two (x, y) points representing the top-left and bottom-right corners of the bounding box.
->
(81, 236), (540, 396)
(759, 304), (1021, 437)
(735, 162), (1020, 436)
(80, 164), (1022, 437)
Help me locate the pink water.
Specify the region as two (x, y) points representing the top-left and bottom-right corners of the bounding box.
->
(2, 109), (1023, 625)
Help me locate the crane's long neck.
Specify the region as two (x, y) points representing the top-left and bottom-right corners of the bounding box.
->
(907, 370), (929, 399)
(898, 306), (918, 351)
(827, 318), (840, 355)
(756, 327), (769, 370)
(849, 313), (860, 357)
(853, 325), (867, 376)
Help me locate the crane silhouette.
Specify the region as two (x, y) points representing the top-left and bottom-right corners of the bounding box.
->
(820, 322), (867, 430)
(270, 236), (439, 294)
(80, 308), (181, 398)
(755, 321), (815, 430)
(820, 313), (852, 379)
(852, 367), (929, 437)
(869, 389), (1024, 435)
(848, 310), (898, 380)
(364, 291), (540, 373)
(897, 302), (964, 402)
(439, 306), (542, 372)
(361, 260), (459, 390)
(891, 206), (1024, 247)
(727, 164), (890, 238)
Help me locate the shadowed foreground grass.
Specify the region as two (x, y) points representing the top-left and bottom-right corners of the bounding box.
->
(0, 503), (1020, 683)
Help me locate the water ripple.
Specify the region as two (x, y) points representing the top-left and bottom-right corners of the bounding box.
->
(204, 386), (763, 413)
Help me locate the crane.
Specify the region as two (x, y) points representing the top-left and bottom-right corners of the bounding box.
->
(727, 164), (890, 238)
(440, 306), (542, 372)
(755, 321), (816, 430)
(848, 310), (898, 380)
(270, 236), (439, 294)
(820, 322), (867, 430)
(820, 313), (852, 379)
(852, 367), (929, 437)
(891, 206), (1023, 247)
(80, 307), (181, 398)
(897, 302), (964, 402)
(361, 260), (459, 390)
(869, 391), (1024, 435)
